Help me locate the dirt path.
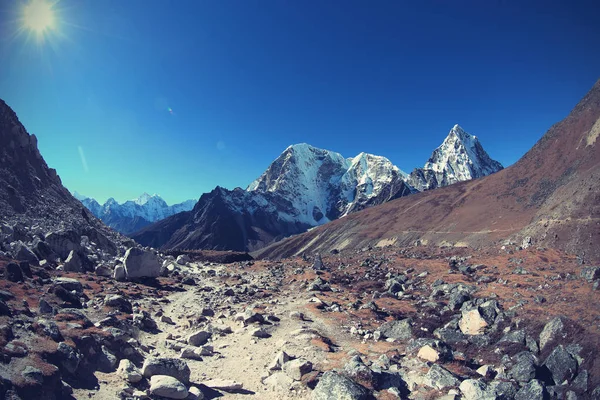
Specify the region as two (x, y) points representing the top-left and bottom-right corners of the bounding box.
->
(74, 262), (356, 400)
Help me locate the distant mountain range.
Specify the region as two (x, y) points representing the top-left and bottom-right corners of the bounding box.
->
(256, 80), (600, 262)
(132, 125), (503, 251)
(75, 193), (195, 235)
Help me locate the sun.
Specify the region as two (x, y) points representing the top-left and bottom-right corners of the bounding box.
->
(22, 0), (58, 40)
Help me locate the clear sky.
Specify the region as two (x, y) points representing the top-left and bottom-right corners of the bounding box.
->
(1, 0), (599, 204)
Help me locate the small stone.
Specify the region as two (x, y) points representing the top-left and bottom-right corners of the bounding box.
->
(202, 379), (243, 391)
(417, 345), (440, 362)
(284, 358), (313, 381)
(251, 327), (271, 338)
(188, 330), (211, 347)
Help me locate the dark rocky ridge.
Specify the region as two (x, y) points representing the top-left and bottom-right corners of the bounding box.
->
(0, 99), (129, 260)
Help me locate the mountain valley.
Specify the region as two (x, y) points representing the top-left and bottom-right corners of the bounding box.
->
(0, 80), (598, 400)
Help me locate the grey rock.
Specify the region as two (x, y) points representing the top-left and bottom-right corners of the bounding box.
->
(142, 357), (191, 384)
(53, 277), (83, 293)
(509, 352), (537, 383)
(284, 358), (313, 381)
(39, 298), (54, 315)
(123, 247), (161, 279)
(63, 250), (83, 272)
(251, 327), (271, 338)
(343, 356), (374, 387)
(268, 350), (291, 371)
(312, 371), (368, 400)
(19, 261), (32, 278)
(21, 366), (44, 385)
(176, 254), (190, 265)
(5, 263), (23, 282)
(15, 243), (38, 263)
(133, 310), (157, 331)
(313, 254), (324, 270)
(376, 319), (412, 340)
(571, 369), (588, 392)
(580, 266), (600, 282)
(94, 265), (113, 277)
(499, 330), (526, 344)
(104, 295), (133, 313)
(45, 230), (81, 259)
(97, 345), (118, 372)
(544, 345), (577, 384)
(515, 379), (547, 400)
(487, 381), (517, 400)
(425, 364), (460, 390)
(188, 330), (211, 347)
(539, 316), (565, 350)
(448, 291), (470, 310)
(308, 277), (331, 292)
(56, 342), (82, 374)
(31, 239), (56, 262)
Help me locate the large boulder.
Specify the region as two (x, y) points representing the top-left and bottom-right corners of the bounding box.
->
(312, 371), (369, 400)
(123, 248), (161, 279)
(515, 379), (547, 400)
(149, 375), (188, 399)
(539, 317), (566, 350)
(45, 230), (81, 260)
(31, 238), (57, 262)
(63, 250), (83, 272)
(53, 277), (83, 293)
(5, 263), (23, 282)
(376, 319), (413, 340)
(424, 364), (460, 390)
(509, 352), (537, 383)
(83, 228), (118, 256)
(141, 357), (191, 384)
(459, 379), (488, 400)
(188, 330), (211, 347)
(544, 345), (577, 384)
(14, 242), (38, 263)
(117, 359), (142, 383)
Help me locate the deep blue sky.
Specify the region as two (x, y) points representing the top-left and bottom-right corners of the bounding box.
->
(1, 0), (599, 204)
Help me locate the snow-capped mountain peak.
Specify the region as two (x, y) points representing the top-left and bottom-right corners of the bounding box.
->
(408, 125), (503, 190)
(246, 143), (413, 225)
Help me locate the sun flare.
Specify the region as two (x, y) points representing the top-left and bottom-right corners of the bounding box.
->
(22, 0), (57, 40)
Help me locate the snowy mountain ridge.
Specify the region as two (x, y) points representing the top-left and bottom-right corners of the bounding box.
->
(133, 124), (502, 252)
(76, 193), (196, 234)
(247, 143), (413, 225)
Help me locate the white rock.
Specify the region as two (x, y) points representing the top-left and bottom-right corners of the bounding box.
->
(201, 379), (243, 391)
(117, 359), (143, 383)
(113, 265), (126, 281)
(263, 372), (294, 392)
(459, 309), (488, 335)
(149, 375), (188, 399)
(417, 345), (440, 362)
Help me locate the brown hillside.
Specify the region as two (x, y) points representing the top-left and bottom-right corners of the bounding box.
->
(255, 79), (600, 262)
